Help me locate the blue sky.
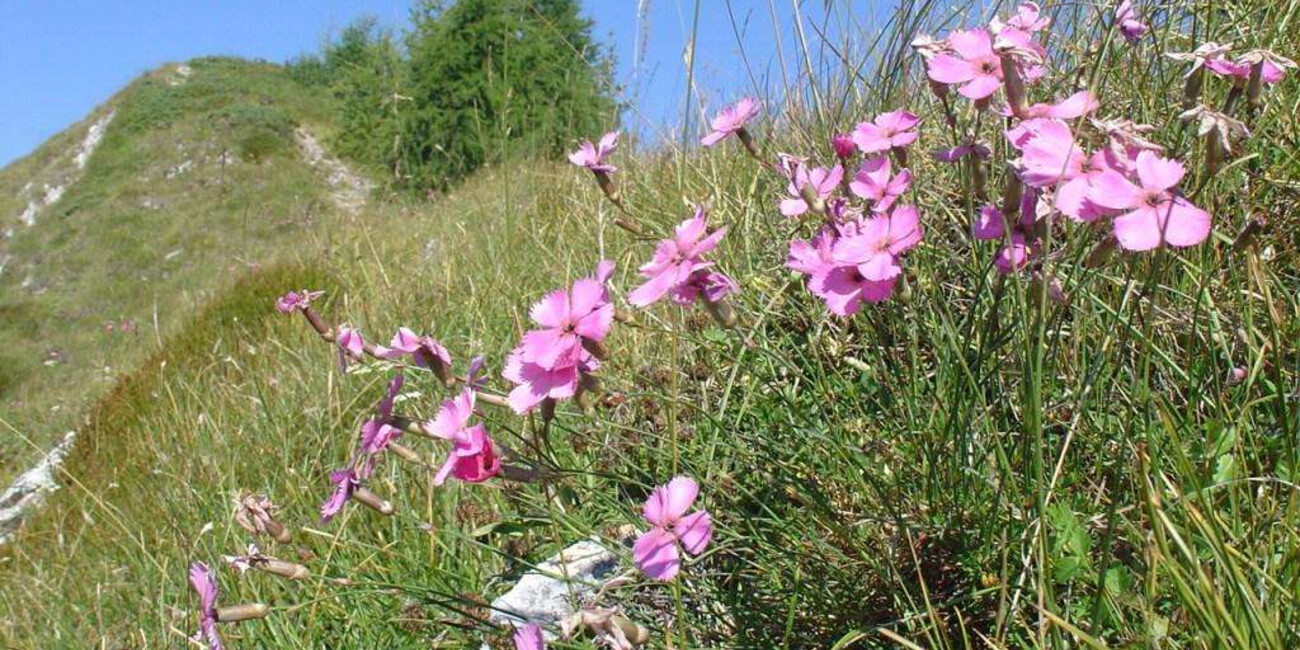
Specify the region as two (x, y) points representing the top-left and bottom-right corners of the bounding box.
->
(0, 0), (888, 167)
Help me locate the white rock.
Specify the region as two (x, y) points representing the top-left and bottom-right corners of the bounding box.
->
(489, 538), (621, 635)
(0, 432), (77, 544)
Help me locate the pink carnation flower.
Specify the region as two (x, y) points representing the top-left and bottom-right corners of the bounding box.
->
(973, 191), (1041, 274)
(992, 2), (1051, 34)
(791, 207), (922, 315)
(319, 468), (360, 523)
(514, 623), (545, 650)
(851, 110), (920, 154)
(568, 131), (619, 173)
(1006, 118), (1087, 188)
(628, 207), (728, 307)
(780, 164), (843, 217)
(1087, 151), (1211, 251)
(275, 289), (323, 313)
(1115, 0), (1149, 44)
(504, 262), (615, 414)
(701, 97), (761, 146)
(377, 328), (452, 375)
(428, 389), (501, 485)
(926, 29), (1003, 100)
(633, 477), (713, 581)
(188, 562), (222, 650)
(849, 156), (912, 213)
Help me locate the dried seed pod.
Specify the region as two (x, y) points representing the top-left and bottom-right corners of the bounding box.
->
(216, 603), (270, 622)
(353, 487), (394, 516)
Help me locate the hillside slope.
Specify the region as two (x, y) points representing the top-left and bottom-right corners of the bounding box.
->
(0, 58), (363, 482)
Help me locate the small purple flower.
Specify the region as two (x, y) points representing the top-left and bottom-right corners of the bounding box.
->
(275, 289), (323, 314)
(701, 97), (761, 147)
(188, 562), (223, 650)
(569, 132), (620, 173)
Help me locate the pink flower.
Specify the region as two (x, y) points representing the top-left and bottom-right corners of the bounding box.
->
(973, 197), (1038, 274)
(672, 269), (739, 305)
(428, 389), (501, 484)
(504, 262), (615, 414)
(503, 350), (594, 413)
(926, 29), (1003, 100)
(628, 207), (727, 307)
(992, 2), (1051, 34)
(780, 164), (843, 217)
(1115, 0), (1148, 43)
(519, 261), (616, 370)
(336, 326), (364, 357)
(569, 132), (619, 173)
(793, 207), (922, 315)
(1087, 151), (1211, 251)
(851, 110), (920, 154)
(831, 133), (857, 159)
(1006, 90), (1100, 120)
(378, 328), (452, 373)
(356, 373), (405, 475)
(932, 140), (991, 162)
(634, 477), (713, 581)
(319, 468), (359, 523)
(275, 289), (323, 313)
(701, 97), (761, 146)
(1054, 148), (1129, 222)
(189, 562), (223, 650)
(1206, 55), (1290, 84)
(849, 156), (912, 213)
(514, 623), (545, 650)
(1007, 119), (1087, 188)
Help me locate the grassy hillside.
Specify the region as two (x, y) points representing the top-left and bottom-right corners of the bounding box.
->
(2, 0), (1299, 648)
(0, 57), (351, 479)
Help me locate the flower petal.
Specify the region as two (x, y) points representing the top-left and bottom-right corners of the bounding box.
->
(633, 527), (681, 581)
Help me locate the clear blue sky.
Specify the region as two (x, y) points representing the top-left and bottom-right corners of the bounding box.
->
(0, 0), (888, 168)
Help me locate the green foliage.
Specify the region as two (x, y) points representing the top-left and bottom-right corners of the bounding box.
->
(293, 1), (615, 190)
(209, 103), (296, 161)
(397, 0), (615, 188)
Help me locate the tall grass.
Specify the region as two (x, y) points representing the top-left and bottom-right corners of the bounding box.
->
(1, 0), (1298, 648)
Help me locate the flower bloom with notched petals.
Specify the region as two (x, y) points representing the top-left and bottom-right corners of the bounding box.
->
(1114, 0), (1148, 44)
(926, 29), (1004, 100)
(356, 372), (405, 477)
(319, 468), (360, 523)
(1206, 50), (1295, 84)
(336, 326), (364, 361)
(519, 261), (616, 370)
(378, 328), (452, 378)
(850, 156), (912, 213)
(568, 132), (619, 173)
(789, 207), (922, 316)
(189, 562), (223, 650)
(275, 289), (323, 313)
(851, 110), (920, 155)
(1004, 90), (1099, 120)
(428, 389), (501, 484)
(780, 164), (843, 217)
(633, 477), (713, 581)
(1087, 151), (1211, 251)
(514, 623), (545, 650)
(1006, 118), (1087, 188)
(701, 97), (760, 146)
(504, 262), (615, 414)
(992, 2), (1051, 34)
(628, 208), (728, 307)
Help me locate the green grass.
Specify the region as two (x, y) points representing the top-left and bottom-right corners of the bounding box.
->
(2, 0), (1299, 648)
(0, 57), (349, 479)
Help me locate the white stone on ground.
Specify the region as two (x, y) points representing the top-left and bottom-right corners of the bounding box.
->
(488, 538), (621, 637)
(0, 432), (77, 544)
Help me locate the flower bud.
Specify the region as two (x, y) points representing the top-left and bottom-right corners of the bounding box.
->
(611, 614), (650, 645)
(704, 297), (737, 329)
(262, 559), (310, 580)
(581, 337), (609, 360)
(737, 127), (762, 161)
(1247, 61), (1265, 109)
(216, 603), (270, 622)
(353, 487), (394, 516)
(387, 442), (425, 466)
(798, 182), (826, 215)
(1000, 54), (1030, 119)
(264, 519), (292, 544)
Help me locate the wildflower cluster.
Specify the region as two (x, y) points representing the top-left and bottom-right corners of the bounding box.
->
(183, 4), (1293, 645)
